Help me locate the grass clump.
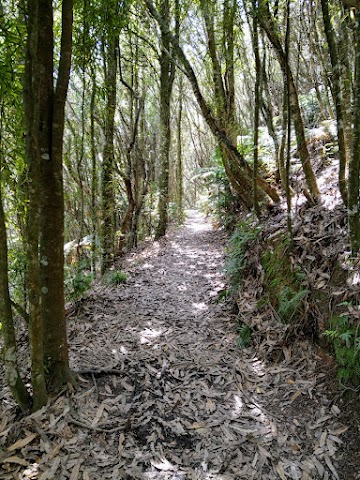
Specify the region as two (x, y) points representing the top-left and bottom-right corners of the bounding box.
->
(103, 269), (127, 286)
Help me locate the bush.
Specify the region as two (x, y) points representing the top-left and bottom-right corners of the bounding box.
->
(324, 312), (360, 384)
(103, 270), (127, 286)
(65, 261), (94, 301)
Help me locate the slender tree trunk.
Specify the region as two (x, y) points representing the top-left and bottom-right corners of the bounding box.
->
(0, 166), (31, 413)
(253, 0), (261, 218)
(24, 0), (48, 410)
(101, 35), (117, 273)
(155, 0), (177, 239)
(90, 66), (98, 274)
(321, 0), (348, 205)
(176, 77), (184, 221)
(284, 0), (293, 244)
(348, 12), (360, 255)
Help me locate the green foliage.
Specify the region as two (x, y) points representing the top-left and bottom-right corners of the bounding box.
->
(324, 314), (360, 384)
(236, 322), (252, 348)
(196, 163), (238, 229)
(277, 287), (310, 322)
(103, 269), (127, 286)
(225, 221), (260, 292)
(65, 261), (94, 301)
(169, 202), (185, 225)
(7, 247), (27, 304)
(261, 236), (308, 322)
(299, 90), (323, 128)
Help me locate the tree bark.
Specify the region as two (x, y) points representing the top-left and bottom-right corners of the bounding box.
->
(24, 0), (48, 410)
(348, 12), (360, 255)
(155, 0), (177, 239)
(42, 0), (73, 388)
(321, 0), (348, 206)
(101, 33), (117, 273)
(0, 172), (31, 413)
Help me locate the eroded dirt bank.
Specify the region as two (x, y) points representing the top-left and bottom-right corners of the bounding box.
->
(0, 210), (354, 479)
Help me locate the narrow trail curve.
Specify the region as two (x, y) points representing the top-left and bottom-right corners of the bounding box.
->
(64, 210), (348, 480)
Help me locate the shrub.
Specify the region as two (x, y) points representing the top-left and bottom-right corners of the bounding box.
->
(103, 269), (127, 286)
(324, 313), (360, 384)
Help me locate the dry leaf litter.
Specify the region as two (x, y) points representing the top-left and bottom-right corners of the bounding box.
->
(0, 209), (354, 479)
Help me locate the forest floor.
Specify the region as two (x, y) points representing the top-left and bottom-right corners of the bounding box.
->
(1, 210), (360, 479)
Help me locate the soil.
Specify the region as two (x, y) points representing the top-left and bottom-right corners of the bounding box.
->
(0, 210), (359, 479)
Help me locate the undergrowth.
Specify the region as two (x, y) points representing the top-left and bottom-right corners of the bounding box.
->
(225, 220), (260, 293)
(102, 269), (127, 286)
(324, 309), (360, 384)
(65, 260), (93, 301)
(261, 236), (309, 322)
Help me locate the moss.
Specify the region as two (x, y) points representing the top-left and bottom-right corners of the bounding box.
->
(261, 235), (308, 323)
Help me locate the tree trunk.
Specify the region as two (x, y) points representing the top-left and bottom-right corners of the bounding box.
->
(176, 77), (184, 221)
(24, 0), (73, 409)
(253, 0), (261, 218)
(321, 0), (348, 205)
(348, 12), (360, 255)
(155, 0), (177, 239)
(42, 0), (73, 388)
(24, 0), (48, 410)
(90, 65), (98, 274)
(0, 174), (31, 413)
(101, 34), (117, 273)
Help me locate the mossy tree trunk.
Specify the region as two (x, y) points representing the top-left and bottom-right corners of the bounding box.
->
(348, 11), (360, 255)
(155, 0), (178, 239)
(101, 31), (117, 274)
(0, 171), (31, 413)
(321, 0), (349, 206)
(41, 0), (73, 390)
(24, 0), (73, 409)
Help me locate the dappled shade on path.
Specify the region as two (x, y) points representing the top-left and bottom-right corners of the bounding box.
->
(0, 211), (349, 479)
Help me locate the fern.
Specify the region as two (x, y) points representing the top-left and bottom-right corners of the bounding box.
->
(325, 315), (360, 384)
(278, 288), (309, 321)
(225, 221), (260, 292)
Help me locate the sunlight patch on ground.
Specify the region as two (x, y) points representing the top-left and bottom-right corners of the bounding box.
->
(232, 394), (244, 416)
(192, 302), (208, 312)
(142, 468), (231, 479)
(139, 327), (163, 344)
(185, 222), (212, 233)
(142, 262), (155, 269)
(347, 270), (360, 286)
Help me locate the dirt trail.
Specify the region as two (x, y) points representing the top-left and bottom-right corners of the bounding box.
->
(0, 211), (352, 479)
